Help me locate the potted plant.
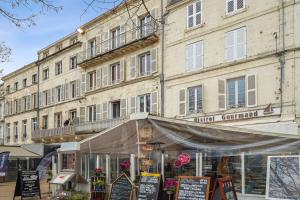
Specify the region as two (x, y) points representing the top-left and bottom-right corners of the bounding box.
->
(164, 178), (177, 199)
(120, 160), (130, 175)
(92, 179), (105, 192)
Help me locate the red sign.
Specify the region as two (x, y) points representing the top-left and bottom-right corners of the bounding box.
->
(178, 153), (191, 165)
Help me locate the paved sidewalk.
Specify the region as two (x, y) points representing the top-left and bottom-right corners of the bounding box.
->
(0, 180), (51, 200)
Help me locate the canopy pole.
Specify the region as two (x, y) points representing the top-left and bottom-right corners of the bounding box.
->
(241, 152), (245, 195)
(96, 155), (100, 168)
(161, 153), (165, 182)
(57, 152), (62, 173)
(130, 154), (135, 181)
(196, 152), (203, 176)
(106, 154), (111, 185)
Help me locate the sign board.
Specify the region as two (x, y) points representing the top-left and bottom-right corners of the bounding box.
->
(109, 173), (134, 200)
(176, 176), (210, 200)
(266, 156), (300, 200)
(137, 173), (161, 200)
(0, 151), (10, 176)
(51, 172), (75, 184)
(14, 171), (41, 200)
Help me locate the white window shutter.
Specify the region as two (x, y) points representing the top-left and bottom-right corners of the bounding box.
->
(247, 74), (257, 107)
(151, 48), (158, 73)
(195, 41), (203, 69)
(102, 65), (109, 87)
(102, 103), (108, 120)
(47, 89), (51, 104)
(186, 44), (193, 71)
(76, 79), (81, 97)
(120, 59), (125, 82)
(96, 104), (101, 121)
(120, 99), (127, 117)
(86, 73), (90, 91)
(130, 55), (137, 79)
(120, 24), (126, 46)
(79, 107), (86, 123)
(236, 27), (246, 59)
(65, 83), (69, 100)
(103, 31), (109, 52)
(179, 89), (186, 116)
(151, 91), (158, 115)
(39, 92), (43, 108)
(81, 73), (86, 93)
(130, 96), (136, 114)
(218, 80), (226, 110)
(131, 17), (138, 40)
(61, 86), (65, 101)
(96, 68), (101, 88)
(52, 88), (55, 104)
(150, 8), (157, 33)
(96, 35), (101, 54)
(225, 31), (234, 61)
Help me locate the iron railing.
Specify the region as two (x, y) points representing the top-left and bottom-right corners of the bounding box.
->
(32, 126), (75, 139)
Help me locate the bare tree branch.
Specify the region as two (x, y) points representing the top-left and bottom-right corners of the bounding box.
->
(0, 42), (11, 63)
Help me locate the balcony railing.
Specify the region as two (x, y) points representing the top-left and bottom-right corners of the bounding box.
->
(32, 126), (75, 140)
(77, 23), (159, 67)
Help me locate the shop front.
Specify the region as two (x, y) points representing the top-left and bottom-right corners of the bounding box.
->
(78, 114), (300, 200)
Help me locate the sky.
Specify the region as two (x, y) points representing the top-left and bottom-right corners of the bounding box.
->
(0, 0), (120, 76)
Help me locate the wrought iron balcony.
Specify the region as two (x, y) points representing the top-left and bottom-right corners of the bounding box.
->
(77, 24), (159, 68)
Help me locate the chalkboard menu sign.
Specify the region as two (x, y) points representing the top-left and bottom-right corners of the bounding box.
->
(14, 170), (41, 200)
(211, 177), (237, 200)
(176, 176), (210, 200)
(109, 173), (134, 200)
(137, 173), (161, 200)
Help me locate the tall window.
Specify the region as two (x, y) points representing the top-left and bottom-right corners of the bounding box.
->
(226, 0), (245, 14)
(70, 81), (76, 98)
(138, 94), (150, 113)
(88, 105), (96, 122)
(69, 110), (77, 123)
(110, 62), (120, 84)
(22, 96), (27, 111)
(188, 86), (203, 113)
(43, 90), (49, 105)
(23, 78), (27, 88)
(6, 123), (10, 143)
(187, 1), (202, 28)
(14, 122), (18, 143)
(139, 52), (151, 76)
(6, 85), (10, 93)
(55, 61), (63, 75)
(56, 86), (62, 102)
(54, 112), (62, 128)
(31, 117), (37, 131)
(140, 15), (152, 37)
(88, 71), (96, 90)
(43, 68), (49, 80)
(111, 101), (120, 119)
(89, 38), (96, 58)
(32, 93), (37, 108)
(22, 120), (27, 141)
(42, 115), (48, 129)
(14, 100), (18, 113)
(14, 82), (18, 91)
(32, 74), (37, 84)
(70, 56), (77, 70)
(225, 27), (246, 61)
(227, 77), (246, 108)
(186, 41), (203, 71)
(111, 27), (120, 49)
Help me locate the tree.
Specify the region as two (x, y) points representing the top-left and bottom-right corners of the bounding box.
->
(0, 42), (11, 63)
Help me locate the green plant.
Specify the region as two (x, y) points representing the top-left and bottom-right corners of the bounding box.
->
(71, 192), (89, 200)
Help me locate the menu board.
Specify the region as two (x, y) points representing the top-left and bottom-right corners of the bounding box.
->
(137, 173), (161, 200)
(109, 173), (133, 200)
(176, 176), (210, 200)
(14, 171), (41, 199)
(218, 177), (237, 200)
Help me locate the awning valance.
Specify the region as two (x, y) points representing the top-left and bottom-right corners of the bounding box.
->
(0, 145), (41, 158)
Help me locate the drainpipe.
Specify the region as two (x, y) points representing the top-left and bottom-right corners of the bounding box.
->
(160, 0), (165, 117)
(36, 62), (41, 129)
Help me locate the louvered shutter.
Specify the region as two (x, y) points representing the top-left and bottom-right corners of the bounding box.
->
(102, 65), (109, 87)
(86, 73), (90, 91)
(236, 27), (246, 59)
(52, 88), (55, 104)
(150, 8), (157, 33)
(96, 104), (101, 121)
(120, 24), (126, 46)
(60, 86), (64, 101)
(65, 83), (69, 100)
(130, 55), (137, 79)
(47, 89), (50, 105)
(218, 80), (226, 110)
(96, 68), (101, 88)
(81, 73), (86, 93)
(76, 79), (80, 97)
(151, 91), (158, 115)
(247, 74), (257, 107)
(225, 31), (234, 61)
(103, 31), (109, 52)
(26, 96), (30, 111)
(120, 99), (127, 117)
(120, 59), (125, 82)
(186, 44), (193, 71)
(179, 89), (186, 116)
(79, 107), (86, 123)
(18, 99), (21, 113)
(130, 96), (136, 114)
(151, 48), (158, 73)
(131, 17), (138, 40)
(96, 35), (101, 54)
(195, 41), (203, 69)
(39, 92), (43, 108)
(102, 103), (108, 120)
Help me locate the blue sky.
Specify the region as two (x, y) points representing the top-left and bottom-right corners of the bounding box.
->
(0, 0), (119, 76)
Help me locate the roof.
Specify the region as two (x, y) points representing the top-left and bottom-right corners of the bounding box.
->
(1, 62), (37, 81)
(0, 145), (41, 158)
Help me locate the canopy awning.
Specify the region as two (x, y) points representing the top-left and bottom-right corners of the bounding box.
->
(80, 115), (300, 156)
(0, 145), (41, 158)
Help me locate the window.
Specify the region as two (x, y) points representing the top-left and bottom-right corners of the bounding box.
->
(31, 118), (37, 131)
(70, 81), (76, 98)
(62, 153), (75, 170)
(225, 27), (246, 61)
(55, 61), (63, 75)
(56, 86), (62, 102)
(88, 38), (96, 58)
(56, 44), (63, 51)
(227, 77), (246, 108)
(43, 68), (49, 80)
(70, 56), (77, 70)
(140, 15), (152, 37)
(43, 90), (49, 105)
(22, 79), (27, 88)
(110, 62), (121, 84)
(6, 123), (10, 143)
(139, 52), (151, 76)
(188, 86), (203, 113)
(42, 115), (48, 129)
(14, 82), (18, 91)
(70, 37), (78, 45)
(187, 1), (202, 28)
(111, 27), (120, 49)
(137, 94), (150, 113)
(186, 41), (203, 71)
(14, 122), (18, 142)
(88, 105), (96, 122)
(32, 74), (37, 84)
(54, 112), (62, 128)
(32, 93), (37, 108)
(88, 71), (96, 90)
(22, 120), (27, 141)
(6, 85), (10, 93)
(69, 110), (77, 123)
(226, 0), (245, 14)
(111, 101), (120, 119)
